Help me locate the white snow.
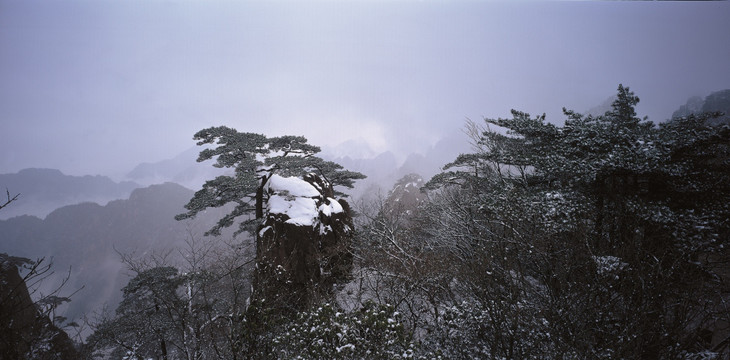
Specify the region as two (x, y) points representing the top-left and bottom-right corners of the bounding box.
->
(319, 202), (333, 217)
(336, 344), (355, 353)
(318, 224), (333, 235)
(263, 175), (344, 230)
(259, 225), (273, 237)
(265, 174), (321, 197)
(268, 195), (318, 226)
(319, 197), (343, 217)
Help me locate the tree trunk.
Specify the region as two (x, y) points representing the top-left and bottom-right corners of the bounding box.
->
(255, 179), (264, 220)
(160, 339), (168, 360)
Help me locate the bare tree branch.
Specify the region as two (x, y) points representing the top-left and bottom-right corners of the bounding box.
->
(0, 188), (19, 211)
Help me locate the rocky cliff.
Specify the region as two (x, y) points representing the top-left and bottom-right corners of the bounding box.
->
(673, 89), (730, 125)
(0, 254), (78, 359)
(254, 174), (353, 312)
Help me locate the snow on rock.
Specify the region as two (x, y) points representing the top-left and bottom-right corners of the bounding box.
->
(255, 173), (355, 311)
(258, 225), (273, 237)
(264, 174), (345, 229)
(266, 174), (322, 198)
(268, 194), (318, 226)
(319, 197), (343, 217)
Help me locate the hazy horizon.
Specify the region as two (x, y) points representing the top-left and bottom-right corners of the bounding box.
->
(2, 0), (729, 178)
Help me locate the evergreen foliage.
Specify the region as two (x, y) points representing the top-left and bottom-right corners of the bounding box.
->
(271, 302), (415, 359)
(424, 84), (730, 358)
(86, 87), (730, 359)
(175, 126), (365, 236)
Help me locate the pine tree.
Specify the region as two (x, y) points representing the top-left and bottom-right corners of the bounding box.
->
(425, 85), (730, 357)
(175, 126), (365, 236)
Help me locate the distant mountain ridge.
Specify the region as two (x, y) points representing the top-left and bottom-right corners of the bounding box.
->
(330, 131), (471, 201)
(120, 131), (470, 203)
(125, 146), (229, 189)
(0, 168), (140, 220)
(0, 182), (238, 332)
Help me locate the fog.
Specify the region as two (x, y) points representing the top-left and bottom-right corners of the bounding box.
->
(1, 0), (729, 178)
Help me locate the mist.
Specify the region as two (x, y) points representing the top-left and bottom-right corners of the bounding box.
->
(1, 1), (728, 178)
(1, 1), (730, 357)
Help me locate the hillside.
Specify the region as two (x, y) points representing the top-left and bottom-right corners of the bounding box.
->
(0, 182), (240, 328)
(0, 168), (139, 220)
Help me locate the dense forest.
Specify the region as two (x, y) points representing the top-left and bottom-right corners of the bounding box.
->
(2, 85), (730, 359)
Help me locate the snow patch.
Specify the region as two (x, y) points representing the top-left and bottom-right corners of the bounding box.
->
(593, 255), (628, 276)
(265, 174), (321, 197)
(263, 175), (344, 232)
(319, 197), (343, 217)
(336, 343), (355, 353)
(268, 194), (318, 226)
(259, 225), (273, 237)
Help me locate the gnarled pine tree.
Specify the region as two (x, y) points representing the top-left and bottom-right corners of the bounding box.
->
(175, 126), (365, 236)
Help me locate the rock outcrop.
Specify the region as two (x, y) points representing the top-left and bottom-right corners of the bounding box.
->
(0, 254), (78, 359)
(254, 174), (353, 312)
(386, 173), (426, 214)
(673, 89), (730, 125)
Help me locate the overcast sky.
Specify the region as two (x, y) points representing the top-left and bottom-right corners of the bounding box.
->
(1, 0), (729, 177)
